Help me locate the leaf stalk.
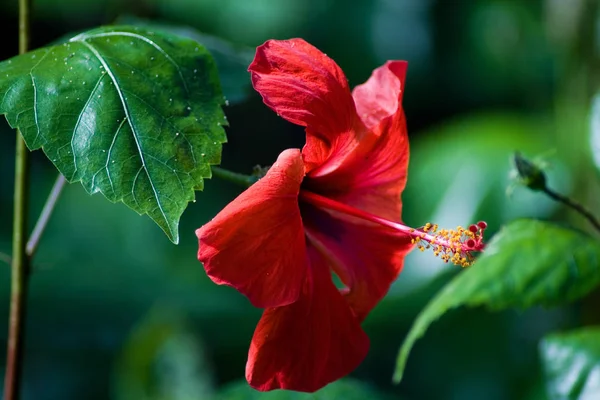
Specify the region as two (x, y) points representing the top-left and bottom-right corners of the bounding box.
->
(211, 166), (257, 187)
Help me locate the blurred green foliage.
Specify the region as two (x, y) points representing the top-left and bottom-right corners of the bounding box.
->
(113, 306), (215, 400)
(0, 0), (599, 399)
(217, 378), (395, 400)
(540, 326), (600, 400)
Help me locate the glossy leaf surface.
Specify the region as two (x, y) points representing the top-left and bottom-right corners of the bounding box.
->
(394, 220), (600, 382)
(540, 327), (600, 400)
(0, 25), (227, 243)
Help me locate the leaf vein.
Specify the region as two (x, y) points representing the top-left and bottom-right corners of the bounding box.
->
(72, 31), (190, 96)
(79, 39), (171, 234)
(28, 49), (52, 145)
(105, 117), (128, 196)
(120, 88), (197, 166)
(71, 74), (107, 180)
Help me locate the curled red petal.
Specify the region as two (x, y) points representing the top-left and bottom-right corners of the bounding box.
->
(303, 205), (413, 321)
(329, 108), (409, 221)
(249, 38), (362, 172)
(249, 38), (355, 135)
(246, 246), (369, 392)
(196, 149), (307, 309)
(352, 61), (407, 130)
(306, 62), (410, 222)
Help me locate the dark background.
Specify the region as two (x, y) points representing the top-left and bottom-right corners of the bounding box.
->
(0, 0), (599, 399)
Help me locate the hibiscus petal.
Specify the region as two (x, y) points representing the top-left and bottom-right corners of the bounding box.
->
(302, 205), (413, 321)
(352, 61), (408, 130)
(249, 38), (361, 171)
(246, 246), (369, 392)
(305, 62), (410, 222)
(327, 107), (409, 221)
(196, 149), (307, 309)
(249, 38), (356, 137)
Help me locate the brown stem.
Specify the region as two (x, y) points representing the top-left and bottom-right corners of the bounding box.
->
(543, 187), (600, 233)
(4, 0), (32, 397)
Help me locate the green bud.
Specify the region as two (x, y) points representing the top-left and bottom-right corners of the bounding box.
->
(513, 152), (547, 191)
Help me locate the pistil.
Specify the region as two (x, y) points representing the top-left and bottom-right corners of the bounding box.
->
(300, 190), (486, 267)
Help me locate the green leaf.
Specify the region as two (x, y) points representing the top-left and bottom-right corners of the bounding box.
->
(217, 378), (395, 400)
(394, 219), (600, 383)
(114, 16), (255, 104)
(540, 327), (600, 400)
(0, 25), (227, 243)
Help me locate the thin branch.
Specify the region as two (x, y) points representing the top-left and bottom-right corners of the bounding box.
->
(543, 187), (600, 233)
(26, 174), (67, 257)
(5, 143), (30, 400)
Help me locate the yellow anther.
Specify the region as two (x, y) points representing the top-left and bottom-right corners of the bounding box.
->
(410, 221), (485, 268)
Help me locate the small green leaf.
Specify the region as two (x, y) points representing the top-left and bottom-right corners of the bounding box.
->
(0, 25), (227, 243)
(394, 220), (600, 383)
(540, 327), (600, 400)
(217, 378), (395, 400)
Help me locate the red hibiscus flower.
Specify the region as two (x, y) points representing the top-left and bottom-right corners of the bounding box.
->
(196, 39), (485, 393)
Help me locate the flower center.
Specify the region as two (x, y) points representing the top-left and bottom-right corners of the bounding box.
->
(299, 190), (486, 267)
